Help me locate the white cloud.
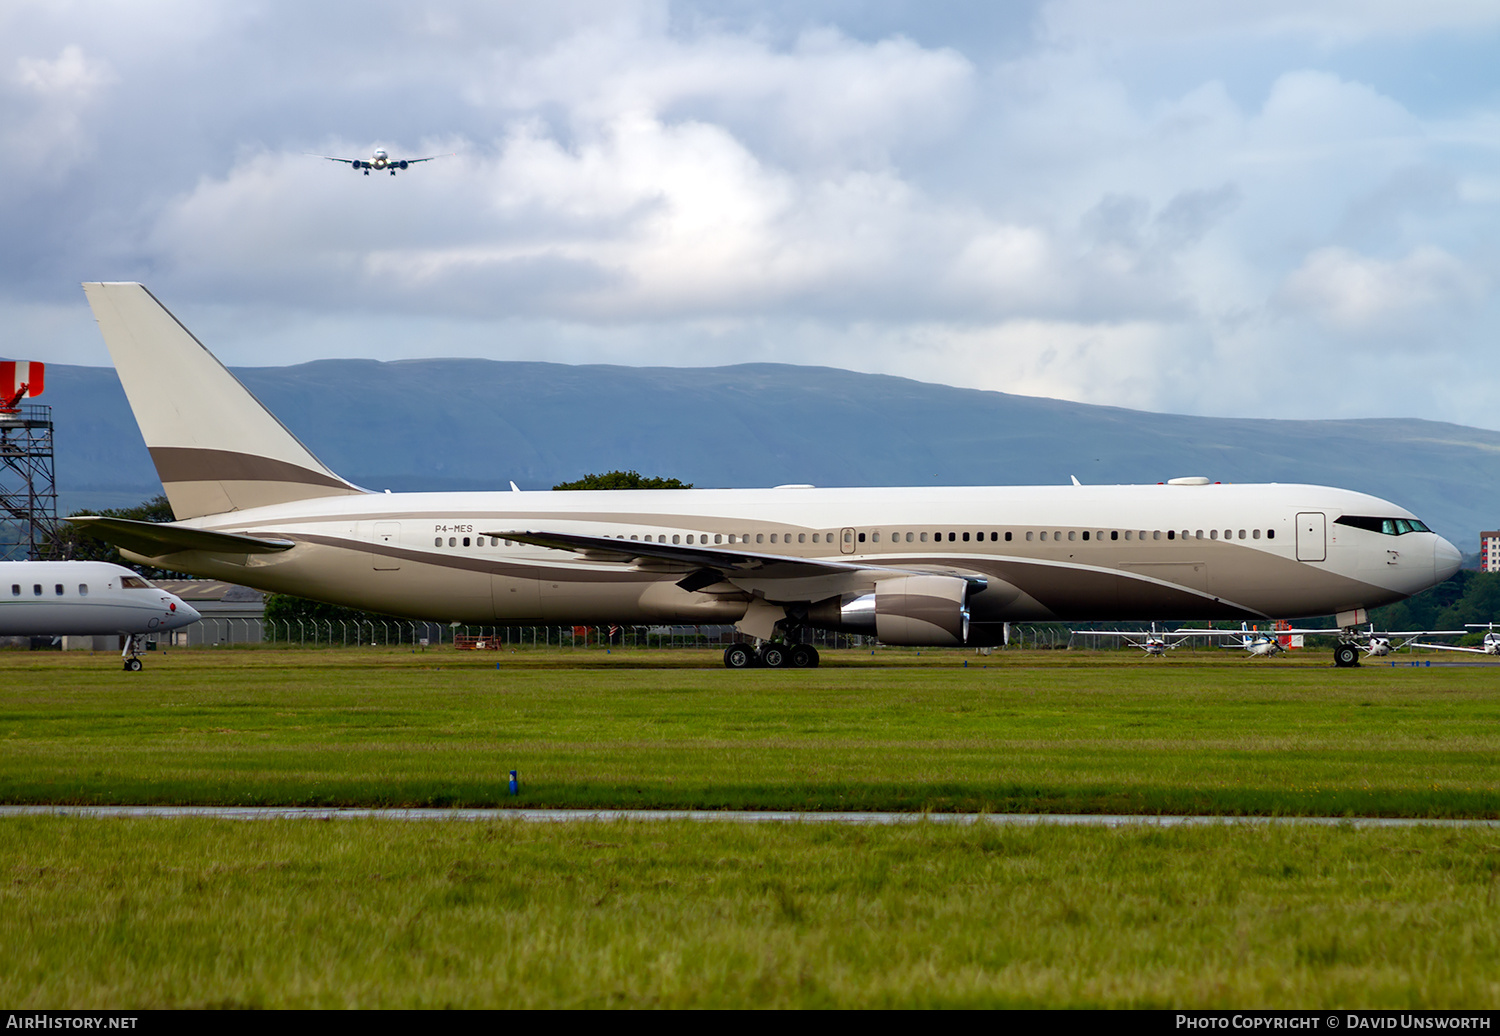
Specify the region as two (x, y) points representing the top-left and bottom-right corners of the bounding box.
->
(1276, 245), (1483, 333)
(1038, 0), (1500, 46)
(4, 1), (1500, 431)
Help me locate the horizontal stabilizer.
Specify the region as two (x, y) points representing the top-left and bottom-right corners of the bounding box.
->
(69, 516), (295, 558)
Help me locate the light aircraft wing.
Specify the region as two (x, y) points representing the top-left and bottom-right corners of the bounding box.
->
(68, 516), (295, 557)
(1406, 639), (1496, 655)
(489, 529), (988, 601)
(1070, 627), (1186, 651)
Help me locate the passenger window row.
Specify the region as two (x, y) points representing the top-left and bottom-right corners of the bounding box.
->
(429, 526), (1277, 550)
(11, 583), (90, 596)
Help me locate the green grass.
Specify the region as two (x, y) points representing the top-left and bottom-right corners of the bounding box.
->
(4, 647), (1500, 1007)
(2, 647), (1497, 816)
(4, 816), (1499, 1008)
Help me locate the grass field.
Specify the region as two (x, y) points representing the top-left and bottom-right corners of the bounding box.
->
(2, 646), (1497, 816)
(3, 646), (1498, 1007)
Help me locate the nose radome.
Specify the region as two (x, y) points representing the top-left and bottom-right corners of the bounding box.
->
(1434, 536), (1462, 583)
(171, 601), (202, 626)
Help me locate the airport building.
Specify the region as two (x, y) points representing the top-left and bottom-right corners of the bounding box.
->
(1482, 531), (1500, 573)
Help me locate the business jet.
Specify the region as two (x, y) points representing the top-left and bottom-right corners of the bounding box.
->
(311, 148), (453, 175)
(74, 283), (1462, 669)
(0, 560), (201, 670)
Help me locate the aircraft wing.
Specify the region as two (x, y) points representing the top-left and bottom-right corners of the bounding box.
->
(1407, 641), (1495, 655)
(69, 516), (295, 557)
(489, 529), (988, 602)
(403, 154), (454, 164)
(312, 155), (359, 166)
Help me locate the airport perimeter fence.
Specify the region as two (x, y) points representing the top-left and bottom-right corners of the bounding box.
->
(186, 617), (1072, 652)
(219, 619), (889, 651)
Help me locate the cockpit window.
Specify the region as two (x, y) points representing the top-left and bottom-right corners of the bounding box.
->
(1335, 515), (1431, 536)
(120, 575), (155, 589)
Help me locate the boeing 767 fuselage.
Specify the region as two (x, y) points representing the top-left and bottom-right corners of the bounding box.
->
(74, 283), (1460, 668)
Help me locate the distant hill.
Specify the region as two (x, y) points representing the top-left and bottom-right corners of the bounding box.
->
(37, 359), (1500, 547)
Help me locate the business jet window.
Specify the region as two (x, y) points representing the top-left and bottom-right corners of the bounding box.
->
(10, 584), (18, 596)
(1253, 529), (1261, 539)
(462, 537), (471, 547)
(79, 584), (88, 596)
(33, 584), (43, 596)
(54, 584), (63, 596)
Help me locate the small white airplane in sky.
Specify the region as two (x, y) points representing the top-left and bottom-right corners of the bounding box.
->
(0, 560), (200, 670)
(311, 148), (454, 175)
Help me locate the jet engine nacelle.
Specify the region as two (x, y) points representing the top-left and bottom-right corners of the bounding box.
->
(809, 574), (976, 646)
(398, 160), (409, 170)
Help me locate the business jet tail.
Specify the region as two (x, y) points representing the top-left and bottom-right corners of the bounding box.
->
(82, 283), (365, 520)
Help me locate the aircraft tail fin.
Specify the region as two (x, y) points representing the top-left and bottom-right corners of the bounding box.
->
(82, 283), (365, 520)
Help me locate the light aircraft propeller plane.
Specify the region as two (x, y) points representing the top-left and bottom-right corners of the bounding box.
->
(0, 560), (200, 670)
(73, 283), (1462, 669)
(311, 148), (453, 175)
(1410, 623), (1500, 656)
(1071, 623), (1186, 656)
(1176, 621), (1465, 663)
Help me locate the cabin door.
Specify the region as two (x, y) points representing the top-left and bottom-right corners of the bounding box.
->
(840, 528), (856, 555)
(372, 522), (402, 570)
(1295, 512), (1326, 562)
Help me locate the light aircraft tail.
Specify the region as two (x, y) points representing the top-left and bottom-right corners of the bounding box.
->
(82, 283), (365, 520)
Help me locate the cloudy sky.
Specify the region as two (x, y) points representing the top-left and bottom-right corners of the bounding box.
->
(4, 0), (1499, 428)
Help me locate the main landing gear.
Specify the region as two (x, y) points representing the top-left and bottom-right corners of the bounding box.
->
(722, 641), (820, 669)
(122, 634), (146, 672)
(1333, 641), (1361, 668)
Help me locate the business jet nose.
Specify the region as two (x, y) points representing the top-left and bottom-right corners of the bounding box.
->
(1434, 536), (1462, 584)
(167, 600), (201, 628)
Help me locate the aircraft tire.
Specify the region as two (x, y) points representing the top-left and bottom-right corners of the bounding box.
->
(1333, 644), (1360, 668)
(789, 644), (819, 668)
(723, 644), (754, 669)
(759, 644), (788, 668)
(124, 658), (143, 672)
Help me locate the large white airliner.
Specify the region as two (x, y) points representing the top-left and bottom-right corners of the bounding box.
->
(0, 560), (200, 670)
(311, 148), (452, 176)
(74, 283), (1461, 669)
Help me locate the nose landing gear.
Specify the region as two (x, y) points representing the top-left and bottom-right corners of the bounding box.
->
(122, 634), (146, 672)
